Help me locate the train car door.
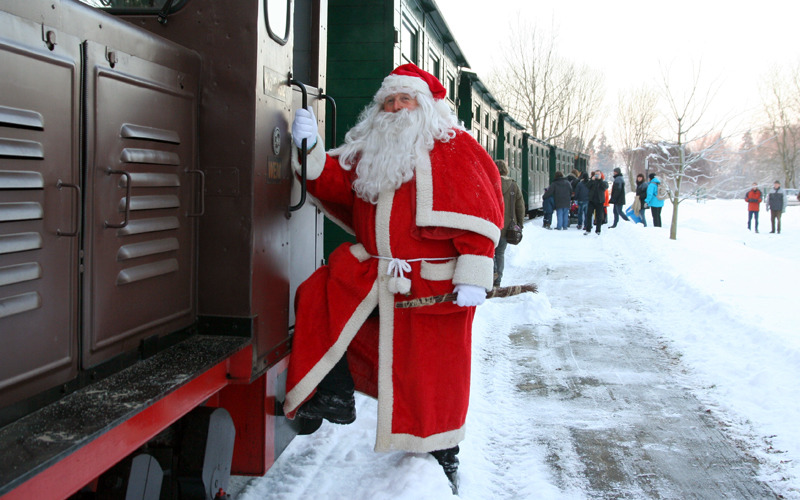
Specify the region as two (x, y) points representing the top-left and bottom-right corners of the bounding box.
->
(0, 10), (81, 410)
(81, 35), (200, 366)
(250, 0), (326, 366)
(287, 0), (326, 329)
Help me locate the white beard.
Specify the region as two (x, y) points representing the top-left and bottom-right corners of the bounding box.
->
(329, 95), (462, 204)
(347, 109), (426, 203)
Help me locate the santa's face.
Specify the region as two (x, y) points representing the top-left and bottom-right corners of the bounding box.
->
(330, 89), (461, 204)
(382, 93), (418, 113)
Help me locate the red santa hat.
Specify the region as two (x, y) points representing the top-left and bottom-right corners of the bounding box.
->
(374, 63), (447, 103)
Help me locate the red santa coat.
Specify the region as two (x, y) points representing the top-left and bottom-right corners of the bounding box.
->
(284, 130), (503, 453)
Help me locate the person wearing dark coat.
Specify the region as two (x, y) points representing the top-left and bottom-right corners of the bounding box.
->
(543, 171), (573, 230)
(494, 160), (525, 286)
(567, 169), (580, 195)
(766, 180), (785, 233)
(609, 167), (629, 228)
(584, 170), (608, 235)
(542, 189), (555, 229)
(635, 173), (649, 227)
(574, 172), (590, 231)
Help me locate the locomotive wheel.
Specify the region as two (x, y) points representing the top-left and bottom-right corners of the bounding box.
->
(94, 453), (164, 500)
(175, 407), (236, 500)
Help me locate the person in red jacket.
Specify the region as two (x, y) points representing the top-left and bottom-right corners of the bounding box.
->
(745, 183), (762, 232)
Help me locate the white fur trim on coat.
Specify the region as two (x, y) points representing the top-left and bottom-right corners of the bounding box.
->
(374, 189), (395, 451)
(374, 74), (433, 104)
(414, 152), (501, 246)
(453, 254), (494, 291)
(385, 426), (466, 454)
(420, 259), (456, 281)
(291, 133), (325, 180)
(283, 282), (379, 414)
(348, 243), (371, 262)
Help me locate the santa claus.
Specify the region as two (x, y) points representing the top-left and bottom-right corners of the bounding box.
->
(285, 63), (504, 492)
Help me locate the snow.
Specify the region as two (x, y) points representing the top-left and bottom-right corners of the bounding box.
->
(232, 199), (800, 499)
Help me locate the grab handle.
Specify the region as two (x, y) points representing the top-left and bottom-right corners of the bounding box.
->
(288, 73), (308, 214)
(319, 89), (337, 148)
(56, 180), (81, 237)
(185, 168), (206, 217)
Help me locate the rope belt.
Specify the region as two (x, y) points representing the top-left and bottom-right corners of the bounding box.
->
(373, 256), (454, 280)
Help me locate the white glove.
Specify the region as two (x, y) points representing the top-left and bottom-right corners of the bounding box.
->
(292, 107), (318, 148)
(453, 284), (486, 307)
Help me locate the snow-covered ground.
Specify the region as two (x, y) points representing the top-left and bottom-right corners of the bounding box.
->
(232, 198), (799, 499)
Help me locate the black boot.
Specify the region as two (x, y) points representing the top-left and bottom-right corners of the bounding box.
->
(295, 390), (356, 424)
(295, 354), (356, 424)
(431, 446), (459, 494)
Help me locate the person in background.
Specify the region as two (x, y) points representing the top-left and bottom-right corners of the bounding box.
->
(568, 168), (580, 194)
(574, 172), (589, 231)
(601, 171), (610, 225)
(584, 170), (608, 235)
(543, 171), (573, 230)
(645, 173), (665, 227)
(744, 182), (762, 233)
(766, 180), (785, 234)
(494, 159), (525, 287)
(609, 167), (630, 228)
(635, 173), (649, 227)
(286, 64), (503, 493)
(542, 187), (555, 229)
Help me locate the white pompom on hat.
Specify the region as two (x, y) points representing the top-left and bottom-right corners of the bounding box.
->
(374, 63), (447, 104)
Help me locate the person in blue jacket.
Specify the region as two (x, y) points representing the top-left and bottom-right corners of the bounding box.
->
(645, 173), (665, 227)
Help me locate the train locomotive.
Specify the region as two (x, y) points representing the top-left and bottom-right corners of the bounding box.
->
(0, 1), (589, 498)
(1, 0), (327, 497)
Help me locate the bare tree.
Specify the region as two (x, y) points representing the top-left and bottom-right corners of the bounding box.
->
(487, 20), (605, 153)
(760, 64), (800, 189)
(647, 63), (726, 240)
(616, 85), (659, 189)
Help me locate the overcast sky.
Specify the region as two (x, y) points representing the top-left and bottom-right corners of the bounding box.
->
(434, 0), (800, 140)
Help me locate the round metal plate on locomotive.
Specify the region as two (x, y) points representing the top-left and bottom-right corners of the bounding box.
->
(272, 127), (281, 156)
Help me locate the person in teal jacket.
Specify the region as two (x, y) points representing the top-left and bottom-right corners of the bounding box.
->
(645, 173), (665, 227)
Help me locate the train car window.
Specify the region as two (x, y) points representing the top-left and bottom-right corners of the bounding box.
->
(77, 0), (188, 13)
(401, 16), (419, 64)
(265, 0), (292, 45)
(447, 74), (455, 100)
(292, 0), (316, 85)
(428, 51), (441, 80)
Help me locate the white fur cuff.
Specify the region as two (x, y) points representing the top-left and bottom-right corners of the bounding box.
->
(291, 134), (325, 180)
(453, 254), (494, 291)
(349, 243), (371, 262)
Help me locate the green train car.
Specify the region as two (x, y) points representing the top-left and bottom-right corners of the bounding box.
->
(324, 0), (469, 255)
(457, 70), (502, 159)
(498, 112), (526, 187)
(325, 0), (589, 240)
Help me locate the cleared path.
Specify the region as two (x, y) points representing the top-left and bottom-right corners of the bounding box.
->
(479, 225), (777, 499)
